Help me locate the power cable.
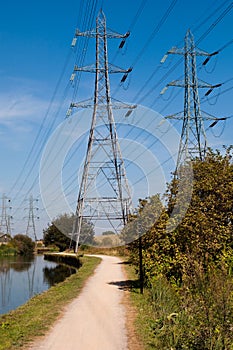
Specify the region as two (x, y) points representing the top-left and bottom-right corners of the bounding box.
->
(131, 0), (178, 68)
(9, 50), (73, 197)
(127, 0), (232, 107)
(11, 0), (98, 217)
(11, 1), (233, 224)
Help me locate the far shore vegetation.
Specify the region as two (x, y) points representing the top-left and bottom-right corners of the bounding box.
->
(0, 234), (35, 256)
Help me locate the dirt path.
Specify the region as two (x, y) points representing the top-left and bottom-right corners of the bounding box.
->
(29, 255), (129, 350)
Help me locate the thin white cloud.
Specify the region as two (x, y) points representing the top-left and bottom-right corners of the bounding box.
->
(0, 92), (49, 124)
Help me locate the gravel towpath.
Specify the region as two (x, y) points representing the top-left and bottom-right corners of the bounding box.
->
(29, 255), (128, 350)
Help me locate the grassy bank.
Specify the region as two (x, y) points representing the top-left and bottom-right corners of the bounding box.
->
(0, 245), (18, 256)
(123, 260), (153, 349)
(124, 260), (183, 349)
(124, 260), (233, 349)
(123, 267), (177, 350)
(0, 255), (101, 350)
(44, 252), (82, 268)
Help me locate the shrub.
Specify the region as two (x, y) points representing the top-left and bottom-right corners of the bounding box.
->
(11, 234), (35, 255)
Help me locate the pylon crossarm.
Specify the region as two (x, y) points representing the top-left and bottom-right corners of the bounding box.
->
(105, 28), (130, 39)
(73, 64), (131, 74)
(108, 64), (132, 74)
(194, 48), (216, 56)
(74, 29), (129, 40)
(75, 29), (97, 38)
(167, 79), (220, 89)
(167, 47), (183, 55)
(70, 101), (136, 110)
(162, 45), (217, 62)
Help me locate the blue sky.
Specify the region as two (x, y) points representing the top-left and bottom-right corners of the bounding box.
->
(0, 0), (232, 238)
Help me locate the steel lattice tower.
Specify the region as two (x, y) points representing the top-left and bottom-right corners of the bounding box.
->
(161, 29), (222, 174)
(69, 10), (133, 252)
(25, 195), (39, 241)
(0, 194), (12, 235)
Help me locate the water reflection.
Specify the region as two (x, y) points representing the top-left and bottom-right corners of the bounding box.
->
(43, 265), (76, 285)
(0, 255), (76, 315)
(0, 262), (11, 310)
(10, 255), (34, 272)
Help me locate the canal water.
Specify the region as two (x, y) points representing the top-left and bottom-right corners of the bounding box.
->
(0, 254), (76, 315)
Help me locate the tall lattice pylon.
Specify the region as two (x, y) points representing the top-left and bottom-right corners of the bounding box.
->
(69, 10), (133, 252)
(160, 29), (222, 174)
(0, 194), (12, 235)
(25, 195), (39, 241)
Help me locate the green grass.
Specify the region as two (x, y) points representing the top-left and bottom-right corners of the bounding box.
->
(0, 255), (101, 350)
(0, 245), (17, 256)
(124, 260), (233, 350)
(124, 260), (185, 350)
(123, 261), (158, 349)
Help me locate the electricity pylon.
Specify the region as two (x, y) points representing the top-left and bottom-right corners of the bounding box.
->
(24, 195), (39, 241)
(68, 10), (134, 252)
(0, 194), (12, 235)
(160, 29), (223, 175)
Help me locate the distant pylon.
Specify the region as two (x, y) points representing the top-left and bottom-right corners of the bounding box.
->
(160, 29), (223, 174)
(0, 194), (12, 235)
(68, 10), (134, 252)
(25, 195), (39, 241)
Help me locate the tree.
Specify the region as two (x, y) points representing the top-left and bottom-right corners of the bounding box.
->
(11, 234), (35, 255)
(170, 148), (233, 270)
(43, 213), (95, 252)
(126, 147), (233, 347)
(121, 194), (164, 245)
(127, 147), (233, 283)
(102, 231), (115, 235)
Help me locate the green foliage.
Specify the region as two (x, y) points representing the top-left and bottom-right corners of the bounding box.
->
(126, 147), (233, 349)
(43, 220), (70, 252)
(43, 213), (95, 252)
(11, 234), (35, 256)
(101, 236), (114, 247)
(180, 264), (233, 349)
(121, 194), (164, 245)
(127, 262), (233, 350)
(0, 244), (17, 256)
(129, 148), (233, 283)
(102, 230), (115, 235)
(170, 148), (233, 271)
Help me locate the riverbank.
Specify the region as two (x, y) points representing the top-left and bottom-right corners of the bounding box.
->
(0, 255), (101, 350)
(44, 252), (81, 268)
(0, 254), (77, 315)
